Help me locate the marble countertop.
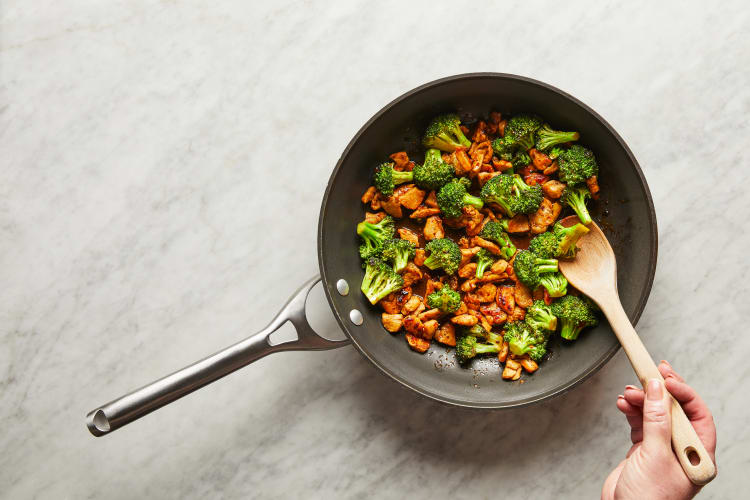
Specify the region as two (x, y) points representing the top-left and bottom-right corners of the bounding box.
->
(2, 1), (747, 498)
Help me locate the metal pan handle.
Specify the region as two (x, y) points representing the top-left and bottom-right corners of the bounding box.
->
(86, 275), (349, 436)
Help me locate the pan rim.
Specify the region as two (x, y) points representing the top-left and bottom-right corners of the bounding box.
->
(317, 72), (658, 409)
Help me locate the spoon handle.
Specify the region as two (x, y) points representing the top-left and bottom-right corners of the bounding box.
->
(600, 297), (716, 485)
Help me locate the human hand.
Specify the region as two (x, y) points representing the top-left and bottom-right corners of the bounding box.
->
(601, 361), (717, 500)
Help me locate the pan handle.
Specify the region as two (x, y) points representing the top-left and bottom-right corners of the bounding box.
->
(86, 275), (349, 436)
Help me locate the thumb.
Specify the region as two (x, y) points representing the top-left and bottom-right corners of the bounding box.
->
(641, 378), (672, 455)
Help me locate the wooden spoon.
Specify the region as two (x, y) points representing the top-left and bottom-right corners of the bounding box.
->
(557, 216), (716, 486)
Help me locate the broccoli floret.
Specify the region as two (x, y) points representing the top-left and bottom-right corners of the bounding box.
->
(503, 321), (548, 362)
(509, 175), (543, 214)
(480, 174), (516, 216)
(423, 238), (462, 274)
(525, 300), (558, 332)
(474, 248), (496, 278)
(422, 114), (471, 152)
(437, 178), (484, 218)
(360, 257), (404, 305)
(479, 220), (516, 260)
(491, 136), (515, 162)
(512, 250), (558, 289)
(550, 295), (598, 340)
(356, 215), (395, 259)
(503, 114), (543, 151)
(548, 146), (565, 160)
(455, 334), (500, 363)
(373, 162), (413, 196)
(426, 286), (461, 313)
(538, 272), (568, 298)
(528, 231), (558, 259)
(553, 221), (590, 259)
(557, 145), (598, 185)
(535, 124), (580, 151)
(560, 185), (593, 225)
(511, 151), (531, 170)
(413, 148), (455, 190)
(381, 238), (416, 273)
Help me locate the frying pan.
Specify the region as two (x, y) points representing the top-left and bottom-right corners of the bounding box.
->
(86, 73), (657, 436)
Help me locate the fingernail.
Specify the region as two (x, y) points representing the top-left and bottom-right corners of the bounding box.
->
(617, 394), (624, 400)
(647, 378), (663, 400)
(661, 359), (672, 368)
(625, 384), (639, 391)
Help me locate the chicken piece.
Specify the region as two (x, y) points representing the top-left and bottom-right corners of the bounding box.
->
(397, 227), (420, 247)
(506, 215), (530, 234)
(379, 292), (401, 314)
(423, 215), (445, 241)
(442, 215), (464, 229)
(420, 320), (439, 340)
(455, 301), (468, 315)
(434, 322), (456, 347)
(424, 190), (438, 208)
(419, 308), (442, 322)
(492, 158), (513, 172)
(587, 175), (601, 200)
(451, 314), (478, 326)
(524, 173), (548, 186)
(403, 315), (423, 334)
(463, 292), (481, 309)
(481, 303), (508, 326)
(457, 236), (470, 248)
(497, 340), (509, 362)
(381, 313), (403, 333)
(543, 161), (559, 176)
(479, 273), (506, 283)
(401, 262), (423, 286)
(530, 198), (558, 234)
(476, 283), (497, 303)
(542, 180), (565, 199)
(405, 333), (430, 353)
(471, 121), (489, 143)
(509, 306), (526, 322)
(496, 285), (515, 314)
(453, 149), (472, 175)
(364, 211), (386, 224)
(410, 205), (441, 219)
(460, 247), (481, 267)
(458, 262), (477, 279)
(442, 274), (459, 291)
(471, 236), (502, 256)
(529, 148), (552, 170)
(390, 151), (411, 170)
(479, 315), (493, 333)
(498, 120), (507, 136)
(402, 295), (422, 314)
(460, 279), (477, 293)
(519, 357), (539, 373)
(424, 279), (440, 299)
(532, 287), (545, 301)
(414, 248), (426, 266)
(361, 186), (377, 204)
(394, 286), (413, 311)
(461, 206), (485, 236)
(490, 259), (508, 274)
(393, 183), (414, 199)
(489, 111), (502, 124)
(514, 281), (533, 309)
(478, 171), (501, 187)
(502, 358), (522, 380)
(413, 302), (426, 316)
(399, 186), (426, 210)
(380, 194), (403, 218)
(370, 193), (382, 211)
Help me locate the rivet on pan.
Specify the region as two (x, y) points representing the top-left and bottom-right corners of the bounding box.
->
(349, 309), (363, 326)
(336, 279), (349, 296)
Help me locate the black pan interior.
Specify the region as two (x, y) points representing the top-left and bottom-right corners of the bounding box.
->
(318, 73), (657, 408)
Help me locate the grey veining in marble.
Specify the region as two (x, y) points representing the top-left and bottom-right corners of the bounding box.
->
(1, 0), (748, 498)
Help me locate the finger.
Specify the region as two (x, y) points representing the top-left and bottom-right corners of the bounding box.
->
(626, 441), (642, 458)
(658, 360), (685, 382)
(601, 459), (626, 500)
(623, 386), (645, 407)
(664, 376), (717, 457)
(641, 378), (672, 456)
(617, 396), (644, 442)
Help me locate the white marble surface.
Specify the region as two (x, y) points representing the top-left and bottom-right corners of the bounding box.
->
(1, 1), (748, 498)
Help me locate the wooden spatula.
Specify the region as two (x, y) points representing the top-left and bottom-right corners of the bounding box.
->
(557, 216), (716, 486)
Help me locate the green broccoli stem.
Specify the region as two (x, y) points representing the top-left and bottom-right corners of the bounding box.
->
(560, 320), (583, 340)
(392, 254), (409, 273)
(474, 343), (499, 356)
(568, 193), (592, 225)
(463, 193), (484, 210)
(500, 243), (516, 260)
(391, 169), (414, 185)
(538, 130), (580, 150)
(536, 258), (558, 273)
(422, 255), (441, 270)
(476, 260), (491, 278)
(356, 222), (382, 241)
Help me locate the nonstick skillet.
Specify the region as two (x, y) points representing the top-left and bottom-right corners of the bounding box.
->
(87, 73), (657, 436)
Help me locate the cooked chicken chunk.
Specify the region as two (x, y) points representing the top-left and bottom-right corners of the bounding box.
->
(424, 215), (445, 240)
(381, 313), (403, 333)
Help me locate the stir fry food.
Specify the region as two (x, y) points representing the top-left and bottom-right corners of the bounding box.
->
(357, 111), (601, 380)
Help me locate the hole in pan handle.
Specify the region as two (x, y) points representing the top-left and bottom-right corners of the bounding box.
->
(85, 276), (350, 437)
